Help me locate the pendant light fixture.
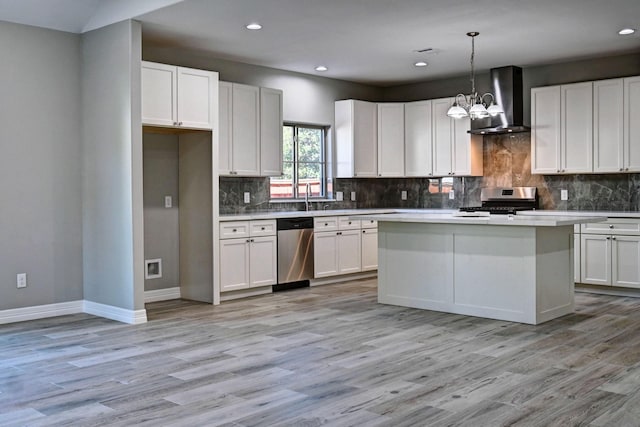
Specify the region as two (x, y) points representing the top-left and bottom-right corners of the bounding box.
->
(447, 32), (503, 120)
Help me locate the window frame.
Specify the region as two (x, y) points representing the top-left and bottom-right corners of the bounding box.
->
(272, 123), (328, 200)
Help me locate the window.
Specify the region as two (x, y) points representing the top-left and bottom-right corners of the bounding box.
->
(270, 124), (327, 199)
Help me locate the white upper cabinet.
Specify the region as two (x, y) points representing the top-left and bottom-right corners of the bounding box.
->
(335, 100), (378, 178)
(377, 103), (405, 177)
(532, 83), (593, 174)
(231, 83), (260, 176)
(432, 97), (482, 176)
(218, 81), (233, 175)
(260, 87), (284, 176)
(531, 86), (562, 174)
(561, 82), (593, 173)
(404, 100), (433, 177)
(432, 98), (455, 176)
(625, 76), (640, 171)
(141, 61), (215, 130)
(593, 78), (624, 173)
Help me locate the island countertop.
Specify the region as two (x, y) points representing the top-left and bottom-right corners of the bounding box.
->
(350, 212), (606, 227)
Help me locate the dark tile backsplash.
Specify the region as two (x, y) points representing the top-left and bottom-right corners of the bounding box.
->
(220, 133), (640, 214)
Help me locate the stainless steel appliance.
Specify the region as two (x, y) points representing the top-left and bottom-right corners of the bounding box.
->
(459, 186), (538, 214)
(276, 217), (314, 289)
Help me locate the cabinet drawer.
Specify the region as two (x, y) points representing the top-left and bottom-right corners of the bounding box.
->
(314, 216), (339, 231)
(220, 221), (250, 239)
(361, 218), (378, 229)
(250, 220), (276, 236)
(339, 217), (361, 230)
(581, 218), (640, 235)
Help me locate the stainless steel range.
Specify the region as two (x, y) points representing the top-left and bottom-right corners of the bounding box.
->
(459, 186), (538, 215)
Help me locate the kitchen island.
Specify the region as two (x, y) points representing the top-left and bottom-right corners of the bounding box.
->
(352, 212), (604, 324)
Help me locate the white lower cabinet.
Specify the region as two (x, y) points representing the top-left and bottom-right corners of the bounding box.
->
(579, 218), (640, 289)
(313, 216), (377, 278)
(361, 227), (378, 271)
(220, 220), (277, 292)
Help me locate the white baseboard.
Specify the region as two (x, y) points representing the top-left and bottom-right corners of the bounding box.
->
(83, 301), (147, 324)
(144, 286), (181, 303)
(0, 300), (84, 324)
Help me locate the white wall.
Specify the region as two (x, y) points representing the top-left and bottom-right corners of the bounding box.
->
(82, 20), (145, 311)
(0, 22), (83, 310)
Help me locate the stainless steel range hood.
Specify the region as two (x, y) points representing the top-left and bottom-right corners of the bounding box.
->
(469, 66), (530, 135)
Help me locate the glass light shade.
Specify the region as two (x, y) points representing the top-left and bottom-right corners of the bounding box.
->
(487, 103), (504, 116)
(447, 104), (468, 119)
(469, 103), (489, 119)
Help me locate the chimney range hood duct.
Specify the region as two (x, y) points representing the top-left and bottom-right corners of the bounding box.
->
(469, 66), (530, 135)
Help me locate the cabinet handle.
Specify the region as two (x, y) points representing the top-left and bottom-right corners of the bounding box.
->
(609, 224), (614, 229)
(626, 168), (630, 171)
(606, 237), (611, 240)
(173, 121), (178, 126)
(620, 168), (624, 172)
(246, 239), (250, 243)
(612, 236), (617, 240)
(232, 228), (237, 232)
(348, 221), (352, 225)
(362, 230), (366, 233)
(324, 223), (328, 226)
(261, 227), (265, 230)
(337, 232), (342, 235)
(178, 121), (183, 126)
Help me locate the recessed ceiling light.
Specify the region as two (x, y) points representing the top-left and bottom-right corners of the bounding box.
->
(619, 28), (636, 35)
(414, 61), (428, 67)
(246, 23), (262, 30)
(315, 65), (328, 72)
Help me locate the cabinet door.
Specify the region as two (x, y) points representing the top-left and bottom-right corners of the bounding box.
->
(177, 67), (215, 129)
(561, 82), (593, 173)
(314, 232), (339, 278)
(404, 100), (433, 177)
(531, 86), (561, 174)
(220, 238), (250, 291)
(574, 232), (581, 283)
(581, 234), (611, 286)
(612, 235), (640, 288)
(218, 82), (233, 175)
(260, 87), (283, 176)
(377, 103), (405, 177)
(432, 98), (454, 176)
(452, 117), (482, 176)
(249, 236), (277, 287)
(232, 84), (260, 176)
(338, 230), (362, 275)
(141, 61), (177, 127)
(353, 100), (378, 177)
(361, 228), (378, 271)
(593, 79), (624, 173)
(624, 76), (640, 171)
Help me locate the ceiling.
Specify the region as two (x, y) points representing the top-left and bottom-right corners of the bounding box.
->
(1, 0), (639, 86)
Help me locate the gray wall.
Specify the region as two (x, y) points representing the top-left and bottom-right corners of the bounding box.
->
(82, 20), (145, 311)
(143, 132), (180, 291)
(143, 46), (383, 128)
(0, 22), (83, 310)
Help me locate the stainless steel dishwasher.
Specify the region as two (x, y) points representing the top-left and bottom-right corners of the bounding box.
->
(276, 217), (314, 290)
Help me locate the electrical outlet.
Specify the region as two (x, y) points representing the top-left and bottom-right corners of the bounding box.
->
(561, 189), (568, 201)
(336, 191), (343, 201)
(244, 192), (250, 204)
(17, 273), (27, 288)
(350, 191), (356, 201)
(401, 190), (407, 200)
(164, 196), (172, 208)
(449, 190), (455, 200)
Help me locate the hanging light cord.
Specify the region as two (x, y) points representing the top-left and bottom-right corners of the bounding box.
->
(470, 34), (476, 96)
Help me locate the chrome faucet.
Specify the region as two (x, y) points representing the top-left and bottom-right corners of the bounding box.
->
(305, 182), (311, 211)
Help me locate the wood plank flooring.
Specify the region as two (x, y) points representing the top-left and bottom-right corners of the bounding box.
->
(3, 279), (640, 426)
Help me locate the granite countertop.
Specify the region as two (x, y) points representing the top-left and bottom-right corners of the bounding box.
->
(350, 212), (605, 227)
(219, 208), (398, 221)
(219, 208), (640, 222)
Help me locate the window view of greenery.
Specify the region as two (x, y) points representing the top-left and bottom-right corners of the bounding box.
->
(270, 124), (326, 199)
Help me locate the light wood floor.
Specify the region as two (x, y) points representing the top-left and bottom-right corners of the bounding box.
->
(2, 279), (640, 426)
